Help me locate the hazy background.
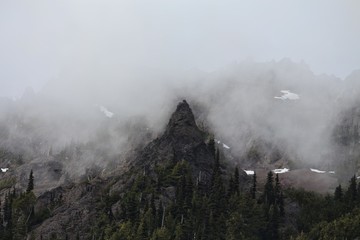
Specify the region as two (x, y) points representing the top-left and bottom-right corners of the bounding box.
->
(1, 0), (360, 97)
(0, 0), (360, 176)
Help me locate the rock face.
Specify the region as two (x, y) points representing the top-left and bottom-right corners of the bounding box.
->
(32, 181), (105, 239)
(16, 157), (65, 195)
(130, 100), (215, 184)
(332, 106), (360, 178)
(29, 100), (217, 239)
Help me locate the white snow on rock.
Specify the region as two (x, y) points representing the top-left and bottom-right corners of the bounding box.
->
(222, 143), (230, 149)
(328, 171), (335, 174)
(274, 90), (300, 100)
(310, 168), (326, 173)
(244, 170), (255, 175)
(273, 168), (290, 174)
(99, 105), (114, 118)
(1, 168), (9, 173)
(214, 139), (230, 149)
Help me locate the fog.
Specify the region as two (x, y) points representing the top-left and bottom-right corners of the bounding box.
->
(0, 1), (360, 177)
(1, 60), (360, 176)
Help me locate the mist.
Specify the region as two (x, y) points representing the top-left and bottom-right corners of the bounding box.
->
(1, 0), (360, 177)
(0, 60), (359, 176)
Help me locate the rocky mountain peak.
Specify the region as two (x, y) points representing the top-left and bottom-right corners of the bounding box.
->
(164, 100), (203, 143)
(130, 100), (214, 184)
(167, 100), (196, 129)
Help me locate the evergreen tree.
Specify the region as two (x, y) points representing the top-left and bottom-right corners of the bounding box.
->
(346, 175), (357, 205)
(250, 172), (257, 199)
(208, 136), (216, 158)
(227, 176), (235, 198)
(274, 174), (284, 216)
(135, 220), (148, 240)
(174, 223), (185, 240)
(150, 227), (171, 240)
(0, 198), (2, 234)
(26, 170), (34, 193)
(215, 148), (220, 170)
(228, 168), (240, 197)
(3, 194), (13, 239)
(209, 148), (226, 240)
(210, 149), (225, 208)
(234, 167), (240, 194)
(263, 171), (275, 205)
(334, 184), (343, 201)
(274, 174), (281, 199)
(278, 191), (285, 217)
(143, 207), (155, 237)
(266, 205), (279, 240)
(184, 171), (193, 210)
(357, 181), (360, 203)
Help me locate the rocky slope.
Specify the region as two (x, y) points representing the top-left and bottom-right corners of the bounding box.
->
(28, 100), (225, 239)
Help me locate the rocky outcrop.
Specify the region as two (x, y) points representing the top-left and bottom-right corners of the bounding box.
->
(129, 100), (215, 185)
(32, 180), (106, 240)
(29, 100), (226, 239)
(16, 157), (66, 195)
(332, 106), (360, 178)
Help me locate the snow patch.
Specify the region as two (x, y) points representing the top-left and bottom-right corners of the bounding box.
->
(1, 168), (9, 173)
(214, 139), (230, 150)
(328, 171), (335, 174)
(273, 168), (289, 174)
(243, 170), (255, 175)
(310, 168), (326, 173)
(274, 90), (300, 100)
(222, 143), (230, 149)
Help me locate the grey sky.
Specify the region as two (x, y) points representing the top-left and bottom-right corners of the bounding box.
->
(0, 0), (359, 97)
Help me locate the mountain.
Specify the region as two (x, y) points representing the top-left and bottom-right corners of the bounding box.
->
(128, 100), (216, 185)
(1, 100), (360, 239)
(25, 100), (222, 239)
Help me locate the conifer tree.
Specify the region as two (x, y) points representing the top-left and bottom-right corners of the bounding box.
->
(234, 167), (240, 194)
(264, 171), (275, 205)
(228, 167), (240, 197)
(266, 205), (279, 239)
(3, 194), (12, 239)
(278, 191), (285, 217)
(208, 136), (216, 158)
(346, 175), (357, 204)
(275, 174), (281, 198)
(184, 171), (193, 209)
(357, 181), (360, 203)
(227, 176), (235, 198)
(209, 148), (226, 240)
(250, 172), (257, 199)
(26, 169), (34, 193)
(334, 184), (343, 201)
(174, 223), (186, 240)
(0, 198), (2, 232)
(210, 149), (225, 207)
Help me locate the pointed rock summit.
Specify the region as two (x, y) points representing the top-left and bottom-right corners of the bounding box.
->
(166, 100), (197, 129)
(164, 100), (204, 145)
(131, 100), (215, 184)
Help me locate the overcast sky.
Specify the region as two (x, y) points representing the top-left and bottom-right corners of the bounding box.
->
(0, 0), (359, 97)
